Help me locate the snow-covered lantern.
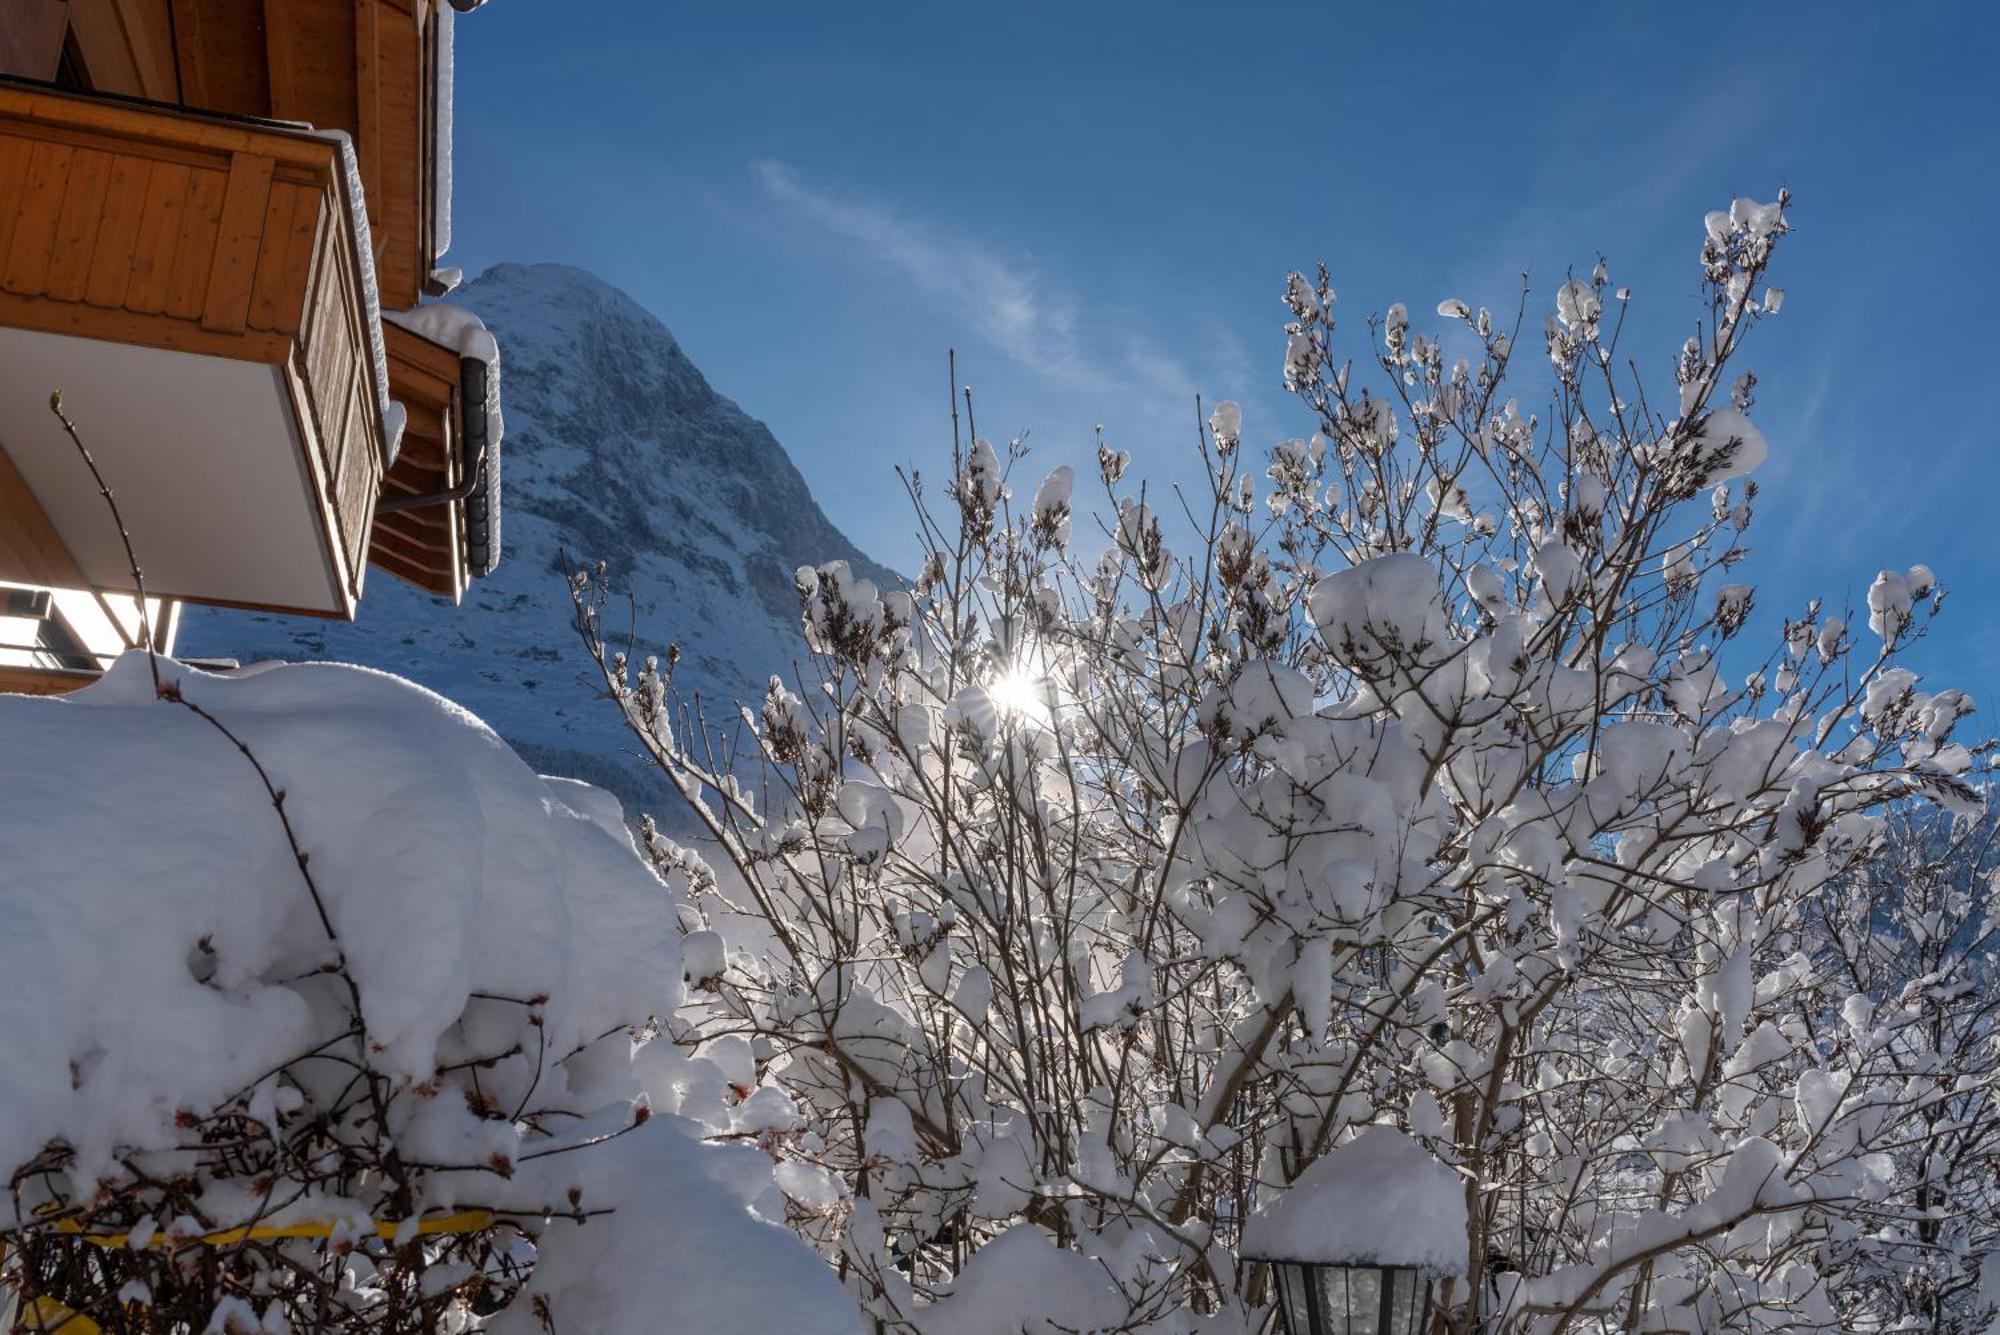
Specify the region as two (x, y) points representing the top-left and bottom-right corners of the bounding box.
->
(1240, 1126), (1466, 1335)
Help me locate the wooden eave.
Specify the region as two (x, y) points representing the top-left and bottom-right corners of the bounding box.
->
(377, 319), (468, 599)
(0, 78), (388, 615)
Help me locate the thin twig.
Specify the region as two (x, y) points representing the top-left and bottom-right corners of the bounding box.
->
(47, 391), (158, 692)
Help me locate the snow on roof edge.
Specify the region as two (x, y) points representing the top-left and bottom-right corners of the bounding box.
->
(432, 2), (454, 261)
(382, 303), (503, 458)
(382, 302), (504, 578)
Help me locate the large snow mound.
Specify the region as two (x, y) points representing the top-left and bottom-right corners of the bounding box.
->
(0, 654), (682, 1183)
(0, 653), (857, 1330)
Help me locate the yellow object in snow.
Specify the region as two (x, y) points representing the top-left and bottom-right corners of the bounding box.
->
(17, 1296), (101, 1333)
(51, 1208), (496, 1250)
(5, 1211), (497, 1331)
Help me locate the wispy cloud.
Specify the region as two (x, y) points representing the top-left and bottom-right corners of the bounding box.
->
(751, 159), (1219, 412)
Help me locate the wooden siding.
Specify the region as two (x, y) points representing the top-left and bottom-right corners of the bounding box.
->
(165, 0), (267, 114)
(60, 1), (440, 305)
(131, 0), (441, 311)
(0, 81), (385, 611)
(0, 97), (334, 347)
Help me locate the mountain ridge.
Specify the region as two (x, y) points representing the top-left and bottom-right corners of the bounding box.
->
(182, 261), (893, 813)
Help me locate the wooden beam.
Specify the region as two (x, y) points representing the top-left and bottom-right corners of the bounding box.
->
(0, 81), (359, 169)
(200, 149), (274, 332)
(112, 0), (182, 101)
(65, 0), (180, 100)
(0, 289), (295, 362)
(67, 1), (141, 95)
(167, 0), (206, 106)
(0, 0), (68, 81)
(261, 0), (298, 117)
(354, 0), (381, 221)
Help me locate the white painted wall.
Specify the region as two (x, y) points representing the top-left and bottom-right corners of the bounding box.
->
(0, 327), (343, 613)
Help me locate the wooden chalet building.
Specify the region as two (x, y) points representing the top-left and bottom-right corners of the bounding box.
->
(0, 0), (502, 694)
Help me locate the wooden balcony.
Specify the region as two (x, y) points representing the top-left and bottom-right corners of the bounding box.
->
(0, 79), (391, 617)
(4, 1), (456, 310)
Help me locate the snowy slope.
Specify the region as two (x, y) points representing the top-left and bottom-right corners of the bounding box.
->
(181, 263), (894, 809)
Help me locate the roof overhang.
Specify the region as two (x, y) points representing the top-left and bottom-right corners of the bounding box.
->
(377, 304), (503, 597)
(375, 321), (470, 598)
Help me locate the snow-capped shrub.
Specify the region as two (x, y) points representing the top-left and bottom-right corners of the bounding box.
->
(1800, 802), (2000, 1331)
(571, 192), (1999, 1333)
(0, 658), (847, 1333)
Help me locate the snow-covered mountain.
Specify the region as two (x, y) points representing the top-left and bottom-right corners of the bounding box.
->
(182, 262), (893, 811)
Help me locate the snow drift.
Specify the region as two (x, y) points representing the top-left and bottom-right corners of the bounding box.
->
(0, 654), (850, 1332)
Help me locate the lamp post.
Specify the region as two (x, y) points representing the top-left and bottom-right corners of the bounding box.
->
(1239, 1126), (1467, 1335)
(1263, 1260), (1430, 1335)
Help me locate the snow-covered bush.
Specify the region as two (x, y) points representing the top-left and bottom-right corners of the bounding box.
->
(1805, 802), (2000, 1330)
(572, 191), (1998, 1333)
(0, 658), (849, 1333)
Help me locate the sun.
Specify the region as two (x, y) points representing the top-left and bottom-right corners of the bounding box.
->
(988, 664), (1051, 722)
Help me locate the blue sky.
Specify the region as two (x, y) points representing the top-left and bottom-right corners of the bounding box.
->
(449, 3), (1998, 690)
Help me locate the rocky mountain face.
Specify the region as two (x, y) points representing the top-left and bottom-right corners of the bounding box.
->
(182, 262), (892, 813)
